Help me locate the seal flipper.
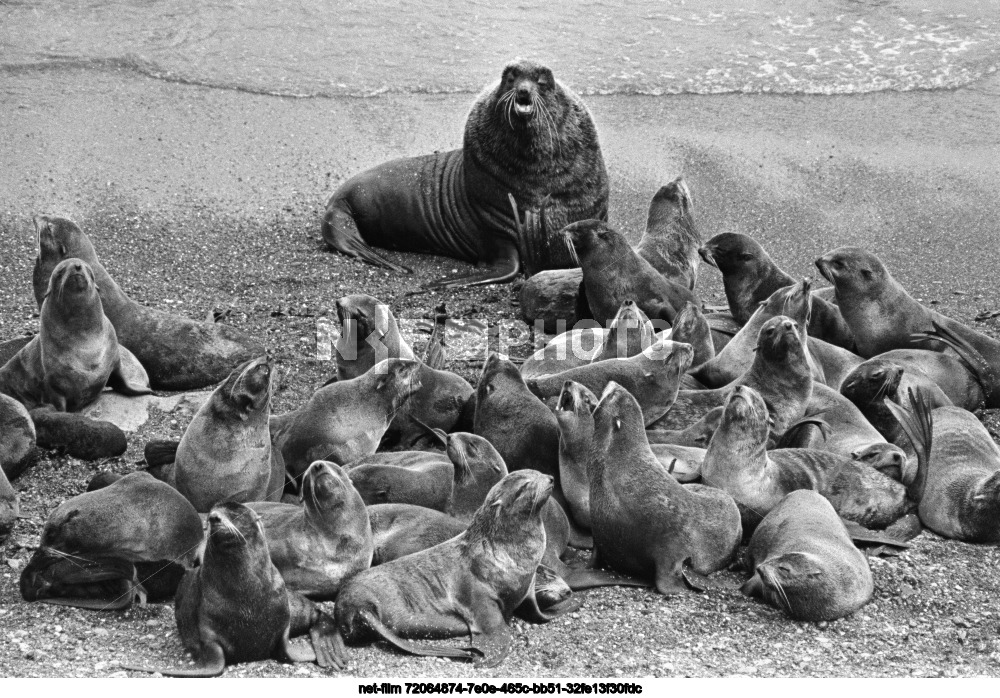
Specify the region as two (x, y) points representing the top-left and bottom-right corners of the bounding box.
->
(423, 306), (449, 371)
(286, 590), (347, 669)
(515, 564), (582, 623)
(353, 609), (479, 663)
(422, 239), (520, 290)
(144, 439), (179, 482)
(913, 320), (998, 404)
(107, 347), (152, 396)
(322, 201), (413, 274)
(884, 388), (932, 502)
(654, 559), (688, 595)
(122, 641), (226, 678)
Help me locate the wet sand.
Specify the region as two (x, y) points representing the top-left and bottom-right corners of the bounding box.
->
(1, 67), (1000, 678)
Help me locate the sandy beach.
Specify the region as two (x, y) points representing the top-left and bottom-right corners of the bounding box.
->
(1, 64), (1000, 677)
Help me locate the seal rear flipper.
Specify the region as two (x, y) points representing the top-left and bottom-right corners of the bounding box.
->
(355, 609), (479, 662)
(840, 518), (912, 549)
(469, 626), (515, 669)
(122, 642), (226, 678)
(422, 306), (449, 371)
(143, 439), (180, 482)
(561, 567), (652, 591)
(421, 242), (520, 290)
(322, 203), (412, 274)
(883, 388), (932, 502)
(286, 591), (347, 668)
(913, 320), (997, 405)
(107, 348), (152, 396)
(773, 414), (832, 449)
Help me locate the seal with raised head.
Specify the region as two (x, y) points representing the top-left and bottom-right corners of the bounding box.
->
(887, 389), (1000, 543)
(334, 470), (568, 667)
(164, 357), (283, 512)
(634, 176), (701, 289)
(20, 472), (203, 609)
(125, 502), (342, 676)
(249, 461), (373, 599)
(817, 247), (1000, 407)
(32, 216), (265, 391)
(702, 385), (909, 530)
(322, 60), (609, 288)
(270, 358), (422, 481)
(741, 490), (873, 621)
(588, 382), (742, 593)
(332, 294), (473, 446)
(563, 219), (697, 326)
(2, 258), (151, 412)
(669, 301), (715, 367)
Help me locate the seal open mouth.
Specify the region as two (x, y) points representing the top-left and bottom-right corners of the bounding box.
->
(514, 92), (535, 118)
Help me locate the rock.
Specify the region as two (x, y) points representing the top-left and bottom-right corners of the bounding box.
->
(519, 269), (585, 334)
(81, 391), (212, 433)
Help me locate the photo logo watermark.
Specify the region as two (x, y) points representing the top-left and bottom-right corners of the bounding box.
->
(315, 305), (671, 371)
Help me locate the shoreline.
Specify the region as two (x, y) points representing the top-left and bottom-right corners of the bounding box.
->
(1, 65), (1000, 678)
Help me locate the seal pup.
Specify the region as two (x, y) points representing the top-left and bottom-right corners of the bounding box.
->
(649, 315), (813, 435)
(270, 358), (422, 481)
(0, 465), (17, 545)
(249, 461), (373, 599)
(887, 389), (1000, 543)
(165, 357), (282, 512)
(30, 407), (127, 461)
(700, 233), (852, 348)
(125, 502), (342, 675)
(0, 393), (36, 481)
(519, 300), (655, 379)
(741, 490), (873, 621)
(20, 472), (203, 609)
(323, 60), (609, 288)
(634, 177), (701, 290)
(702, 385), (909, 529)
(332, 295), (473, 446)
(334, 470), (568, 667)
(526, 339), (694, 426)
(32, 216), (264, 391)
(563, 219), (697, 326)
(1, 258), (151, 412)
(588, 382), (741, 593)
(817, 247), (1000, 406)
(346, 450), (470, 512)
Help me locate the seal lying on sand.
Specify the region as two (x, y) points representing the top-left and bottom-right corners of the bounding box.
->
(817, 247), (1000, 407)
(334, 470), (572, 667)
(250, 461), (373, 599)
(703, 385), (909, 530)
(125, 502), (341, 676)
(270, 359), (422, 481)
(1, 258), (151, 411)
(20, 472), (203, 609)
(322, 60), (609, 288)
(887, 389), (1000, 543)
(331, 295), (473, 446)
(589, 383), (742, 593)
(32, 215), (264, 391)
(742, 490), (873, 621)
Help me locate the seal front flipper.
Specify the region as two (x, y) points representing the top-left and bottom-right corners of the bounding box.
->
(122, 641), (227, 678)
(421, 238), (520, 290)
(107, 347), (152, 396)
(469, 623), (515, 669)
(321, 200), (413, 274)
(286, 590), (347, 669)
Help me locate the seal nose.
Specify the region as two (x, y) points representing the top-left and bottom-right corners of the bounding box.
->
(782, 319), (795, 331)
(515, 85), (532, 104)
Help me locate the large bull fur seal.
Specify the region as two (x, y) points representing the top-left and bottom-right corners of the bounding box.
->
(321, 60), (609, 289)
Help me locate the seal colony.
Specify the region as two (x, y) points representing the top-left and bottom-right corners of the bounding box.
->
(3, 58), (1000, 677)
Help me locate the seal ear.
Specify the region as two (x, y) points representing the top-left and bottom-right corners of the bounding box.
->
(539, 67), (554, 87)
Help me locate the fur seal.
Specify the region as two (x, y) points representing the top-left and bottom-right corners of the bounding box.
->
(32, 216), (264, 391)
(0, 393), (36, 481)
(161, 357), (284, 512)
(741, 490), (873, 621)
(1, 258), (151, 412)
(346, 450), (469, 512)
(20, 472), (203, 609)
(700, 233), (853, 349)
(334, 470), (568, 667)
(634, 177), (701, 289)
(887, 389), (1000, 542)
(588, 382), (742, 593)
(520, 301), (655, 379)
(649, 315), (813, 435)
(563, 219), (696, 326)
(702, 385), (909, 529)
(0, 465), (17, 545)
(817, 247), (1000, 407)
(249, 461), (373, 599)
(670, 301), (715, 367)
(125, 502), (342, 675)
(30, 407), (127, 461)
(270, 358), (422, 481)
(332, 295), (472, 446)
(322, 60), (609, 288)
(527, 339), (693, 426)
